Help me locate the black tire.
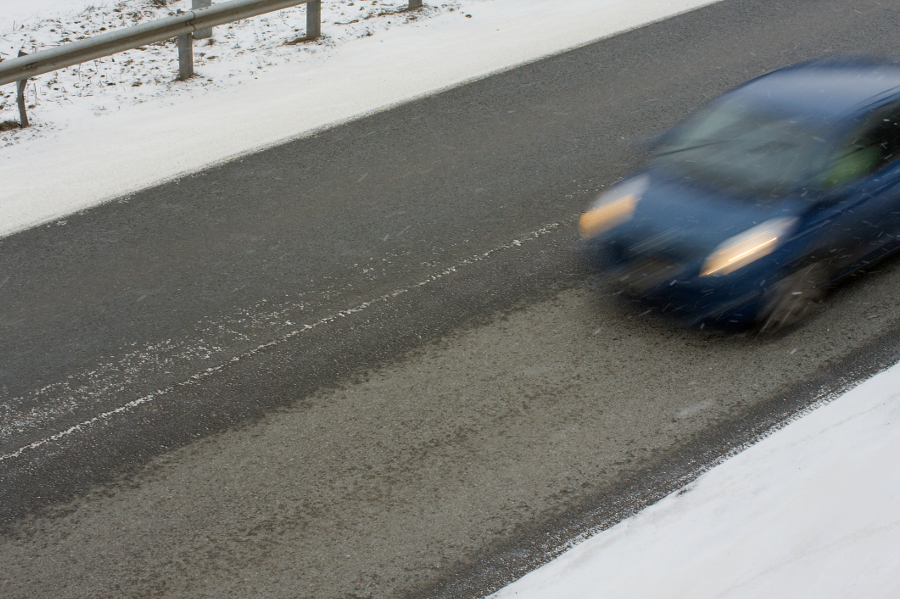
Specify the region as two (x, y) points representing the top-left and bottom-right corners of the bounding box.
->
(757, 263), (828, 333)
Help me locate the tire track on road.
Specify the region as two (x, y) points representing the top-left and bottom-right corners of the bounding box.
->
(1, 220), (568, 462)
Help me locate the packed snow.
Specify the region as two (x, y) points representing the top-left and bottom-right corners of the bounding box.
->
(490, 363), (900, 598)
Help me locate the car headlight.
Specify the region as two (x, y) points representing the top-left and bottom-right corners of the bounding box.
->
(700, 217), (797, 277)
(578, 176), (649, 239)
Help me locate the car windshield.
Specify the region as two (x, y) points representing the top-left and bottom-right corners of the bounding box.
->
(652, 98), (823, 196)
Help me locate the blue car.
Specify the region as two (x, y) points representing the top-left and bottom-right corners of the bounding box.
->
(579, 57), (900, 331)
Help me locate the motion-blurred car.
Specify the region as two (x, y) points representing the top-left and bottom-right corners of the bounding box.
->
(580, 57), (900, 331)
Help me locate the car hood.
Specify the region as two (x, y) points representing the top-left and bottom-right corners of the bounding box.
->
(617, 171), (802, 262)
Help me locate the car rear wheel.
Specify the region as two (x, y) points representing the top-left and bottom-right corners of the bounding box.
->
(757, 263), (828, 333)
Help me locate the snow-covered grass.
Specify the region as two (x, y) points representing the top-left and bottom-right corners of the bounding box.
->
(0, 0), (449, 144)
(489, 363), (900, 598)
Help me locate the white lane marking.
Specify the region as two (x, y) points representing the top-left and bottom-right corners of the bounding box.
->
(0, 220), (566, 462)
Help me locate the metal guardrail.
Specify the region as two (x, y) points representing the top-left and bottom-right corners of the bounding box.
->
(0, 0), (424, 126)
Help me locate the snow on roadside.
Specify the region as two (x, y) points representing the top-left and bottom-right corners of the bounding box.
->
(0, 0), (723, 238)
(489, 361), (900, 598)
(0, 0), (454, 145)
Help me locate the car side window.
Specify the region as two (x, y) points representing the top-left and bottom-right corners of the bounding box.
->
(823, 143), (880, 187)
(822, 106), (900, 188)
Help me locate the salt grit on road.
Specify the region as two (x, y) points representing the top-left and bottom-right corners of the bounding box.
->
(490, 363), (900, 598)
(0, 0), (722, 238)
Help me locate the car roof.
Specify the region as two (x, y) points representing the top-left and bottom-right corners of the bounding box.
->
(727, 58), (900, 124)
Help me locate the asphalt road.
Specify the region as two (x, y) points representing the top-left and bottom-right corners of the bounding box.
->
(3, 0), (900, 597)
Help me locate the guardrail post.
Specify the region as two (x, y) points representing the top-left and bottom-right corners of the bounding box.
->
(16, 50), (28, 128)
(408, 0), (423, 9)
(177, 33), (194, 80)
(193, 0), (213, 39)
(0, 0), (332, 88)
(307, 0), (321, 40)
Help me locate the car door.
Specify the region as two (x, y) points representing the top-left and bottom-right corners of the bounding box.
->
(805, 102), (900, 274)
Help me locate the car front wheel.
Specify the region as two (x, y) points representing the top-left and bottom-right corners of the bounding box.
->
(757, 263), (828, 333)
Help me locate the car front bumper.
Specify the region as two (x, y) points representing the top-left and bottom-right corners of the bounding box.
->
(583, 238), (770, 327)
